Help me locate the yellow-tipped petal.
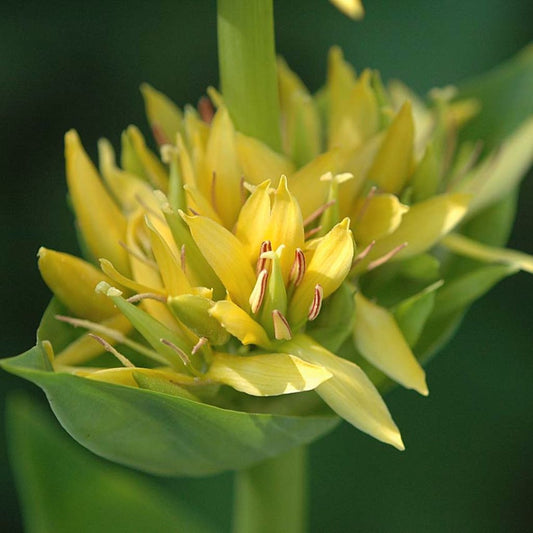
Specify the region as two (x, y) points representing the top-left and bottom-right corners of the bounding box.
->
(367, 101), (415, 193)
(354, 292), (428, 395)
(265, 176), (305, 281)
(235, 180), (272, 262)
(65, 130), (130, 274)
(354, 193), (471, 273)
(352, 193), (409, 245)
(282, 335), (404, 450)
(290, 219), (354, 327)
(330, 0), (364, 19)
(349, 69), (380, 145)
(183, 184), (223, 224)
(184, 214), (256, 310)
(209, 301), (271, 347)
(235, 133), (295, 186)
(126, 125), (169, 191)
(38, 247), (117, 321)
(206, 352), (331, 396)
(442, 233), (533, 274)
(99, 258), (164, 296)
(140, 83), (183, 145)
(204, 106), (243, 227)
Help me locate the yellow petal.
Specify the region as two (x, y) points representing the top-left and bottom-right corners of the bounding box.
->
(184, 214), (256, 310)
(204, 106), (243, 227)
(330, 0), (364, 19)
(140, 83), (183, 145)
(235, 133), (295, 186)
(442, 233), (533, 274)
(99, 258), (163, 296)
(235, 181), (272, 263)
(38, 247), (117, 321)
(354, 292), (428, 395)
(209, 301), (271, 347)
(290, 219), (354, 327)
(366, 101), (414, 193)
(65, 130), (130, 274)
(183, 184), (223, 224)
(126, 125), (169, 191)
(352, 193), (409, 245)
(282, 334), (404, 450)
(265, 176), (305, 281)
(206, 352), (331, 396)
(349, 69), (380, 146)
(354, 193), (471, 273)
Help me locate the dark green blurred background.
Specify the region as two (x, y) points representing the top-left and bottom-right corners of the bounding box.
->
(1, 1), (532, 531)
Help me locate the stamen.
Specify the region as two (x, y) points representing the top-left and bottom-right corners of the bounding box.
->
(356, 186), (377, 224)
(151, 123), (169, 146)
(180, 244), (187, 273)
(189, 208), (201, 216)
(367, 242), (408, 271)
(135, 194), (165, 223)
(126, 292), (167, 304)
(249, 269), (269, 313)
(119, 241), (158, 269)
(256, 240), (273, 274)
(198, 96), (214, 124)
(303, 200), (336, 227)
(305, 226), (322, 239)
(240, 176), (248, 206)
(160, 338), (203, 377)
(351, 240), (376, 267)
(308, 284), (324, 321)
(289, 248), (306, 287)
(88, 334), (135, 368)
(210, 171), (218, 214)
(272, 310), (292, 340)
(192, 337), (208, 355)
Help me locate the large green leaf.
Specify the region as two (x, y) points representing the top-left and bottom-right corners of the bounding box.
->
(1, 301), (338, 478)
(6, 394), (217, 533)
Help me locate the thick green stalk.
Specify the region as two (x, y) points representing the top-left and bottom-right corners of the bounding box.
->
(232, 446), (307, 533)
(217, 0), (282, 151)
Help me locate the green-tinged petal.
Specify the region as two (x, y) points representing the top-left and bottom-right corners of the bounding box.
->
(209, 301), (271, 347)
(366, 101), (414, 193)
(140, 83), (183, 145)
(455, 117), (533, 215)
(352, 193), (408, 245)
(184, 213), (256, 310)
(235, 133), (295, 186)
(354, 193), (470, 273)
(168, 295), (230, 346)
(349, 69), (380, 146)
(206, 352), (332, 396)
(126, 125), (169, 191)
(96, 282), (192, 371)
(281, 334), (404, 450)
(354, 292), (428, 395)
(330, 0), (364, 19)
(410, 142), (440, 203)
(235, 180), (272, 262)
(290, 219), (354, 327)
(65, 130), (130, 274)
(204, 106), (243, 227)
(38, 248), (117, 321)
(442, 233), (533, 274)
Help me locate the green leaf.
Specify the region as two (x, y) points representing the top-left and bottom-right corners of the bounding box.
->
(6, 393), (216, 533)
(457, 44), (533, 151)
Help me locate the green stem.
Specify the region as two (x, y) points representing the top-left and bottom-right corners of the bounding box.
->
(217, 0), (282, 151)
(232, 446), (307, 533)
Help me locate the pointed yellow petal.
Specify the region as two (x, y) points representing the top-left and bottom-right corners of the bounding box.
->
(65, 130), (130, 274)
(184, 214), (256, 309)
(290, 219), (354, 327)
(349, 69), (380, 145)
(265, 176), (305, 281)
(127, 125), (169, 191)
(140, 83), (183, 145)
(235, 180), (272, 263)
(367, 101), (414, 193)
(354, 193), (471, 273)
(353, 193), (409, 245)
(99, 258), (163, 295)
(330, 0), (364, 19)
(282, 334), (404, 450)
(235, 133), (295, 186)
(442, 233), (533, 274)
(354, 292), (428, 395)
(204, 106), (243, 227)
(206, 352), (331, 396)
(183, 184), (223, 224)
(209, 301), (271, 347)
(38, 248), (117, 321)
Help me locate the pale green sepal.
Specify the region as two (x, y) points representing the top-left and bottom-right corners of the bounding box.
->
(410, 142), (440, 203)
(206, 352), (332, 396)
